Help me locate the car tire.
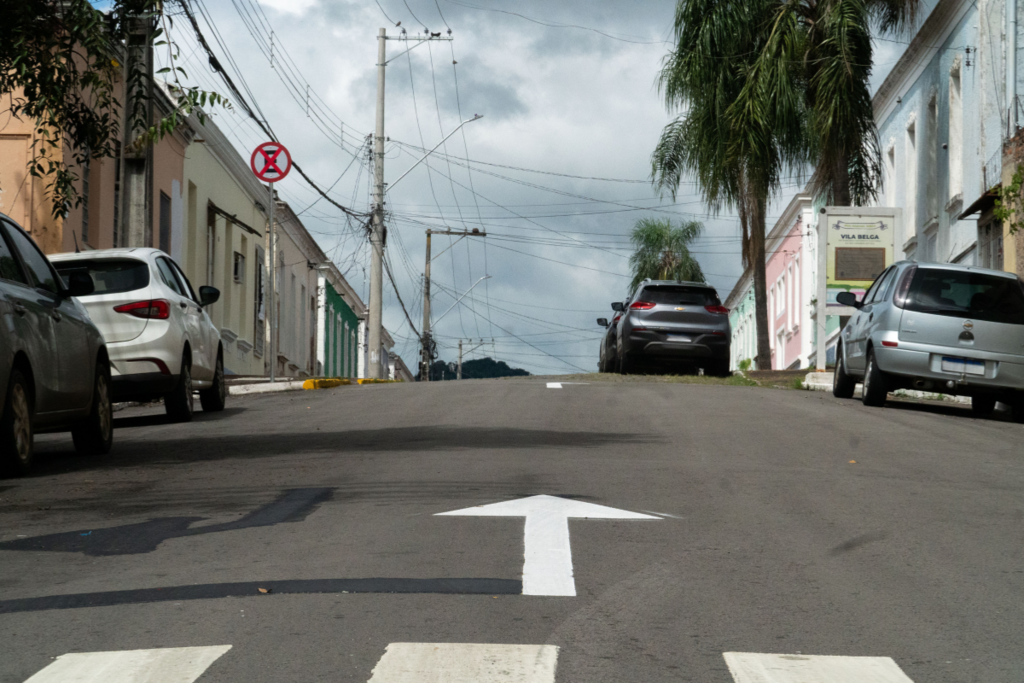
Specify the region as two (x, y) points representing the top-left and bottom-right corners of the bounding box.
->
(618, 349), (634, 375)
(833, 350), (856, 399)
(971, 395), (997, 416)
(165, 355), (194, 423)
(1, 368), (34, 477)
(71, 361), (113, 456)
(199, 353), (227, 412)
(707, 359), (731, 377)
(861, 349), (888, 407)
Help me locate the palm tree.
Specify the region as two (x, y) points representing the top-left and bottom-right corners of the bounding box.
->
(652, 0), (919, 369)
(734, 0), (920, 206)
(628, 218), (706, 290)
(652, 0), (788, 370)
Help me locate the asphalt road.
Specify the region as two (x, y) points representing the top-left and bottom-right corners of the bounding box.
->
(1, 378), (1023, 682)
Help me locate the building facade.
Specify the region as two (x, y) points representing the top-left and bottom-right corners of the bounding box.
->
(873, 0), (1022, 269)
(316, 266), (363, 378)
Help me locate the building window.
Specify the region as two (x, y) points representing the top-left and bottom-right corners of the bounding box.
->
(979, 220), (1003, 270)
(949, 61), (963, 201)
(233, 252), (245, 283)
(905, 117), (918, 237)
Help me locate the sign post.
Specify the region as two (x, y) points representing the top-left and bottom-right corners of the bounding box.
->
(251, 142), (292, 381)
(815, 207), (901, 371)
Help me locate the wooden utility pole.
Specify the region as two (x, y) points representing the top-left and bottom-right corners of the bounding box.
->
(421, 228), (486, 381)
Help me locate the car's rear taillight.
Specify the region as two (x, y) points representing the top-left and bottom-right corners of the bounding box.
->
(893, 266), (917, 309)
(704, 305), (729, 314)
(629, 301), (655, 310)
(114, 299), (170, 319)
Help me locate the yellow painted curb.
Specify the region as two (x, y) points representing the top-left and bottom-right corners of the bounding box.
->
(302, 378), (352, 390)
(356, 379), (403, 385)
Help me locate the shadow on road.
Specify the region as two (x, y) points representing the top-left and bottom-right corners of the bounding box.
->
(112, 406), (249, 430)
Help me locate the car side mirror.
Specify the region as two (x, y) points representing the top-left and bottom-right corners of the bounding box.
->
(199, 286), (220, 307)
(836, 291), (862, 309)
(64, 270), (95, 298)
(597, 318), (609, 327)
(610, 302), (624, 312)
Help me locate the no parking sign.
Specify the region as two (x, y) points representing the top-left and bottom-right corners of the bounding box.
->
(250, 142), (292, 182)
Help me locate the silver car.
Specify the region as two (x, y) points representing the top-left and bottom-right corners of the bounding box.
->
(833, 261), (1024, 421)
(616, 280), (731, 375)
(1, 215), (112, 475)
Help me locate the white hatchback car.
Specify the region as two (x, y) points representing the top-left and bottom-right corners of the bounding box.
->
(51, 248), (226, 422)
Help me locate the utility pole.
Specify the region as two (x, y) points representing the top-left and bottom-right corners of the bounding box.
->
(121, 9), (156, 248)
(367, 29), (463, 379)
(367, 28), (387, 379)
(420, 228), (487, 381)
(458, 339), (485, 380)
(268, 185), (277, 381)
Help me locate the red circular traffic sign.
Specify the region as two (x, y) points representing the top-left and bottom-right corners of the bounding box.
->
(250, 142), (292, 182)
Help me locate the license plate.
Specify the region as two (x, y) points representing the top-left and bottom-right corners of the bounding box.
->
(667, 335), (691, 343)
(941, 356), (985, 375)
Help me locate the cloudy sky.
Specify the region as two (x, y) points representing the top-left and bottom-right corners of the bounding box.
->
(157, 0), (929, 375)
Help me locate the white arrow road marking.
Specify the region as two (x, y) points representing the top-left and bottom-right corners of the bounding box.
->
(367, 643), (558, 682)
(437, 495), (659, 596)
(23, 646), (231, 683)
(723, 652), (915, 682)
(546, 382), (562, 388)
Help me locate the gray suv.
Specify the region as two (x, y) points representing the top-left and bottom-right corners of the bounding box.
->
(833, 261), (1024, 421)
(616, 280), (731, 375)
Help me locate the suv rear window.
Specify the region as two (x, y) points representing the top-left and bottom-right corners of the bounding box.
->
(641, 286), (719, 306)
(904, 268), (1024, 325)
(55, 259), (150, 295)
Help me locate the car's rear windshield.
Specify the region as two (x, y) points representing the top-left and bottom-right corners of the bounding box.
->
(641, 286), (720, 305)
(904, 268), (1024, 325)
(55, 259), (150, 295)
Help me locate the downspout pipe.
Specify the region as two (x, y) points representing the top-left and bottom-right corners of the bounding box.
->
(1010, 0), (1018, 135)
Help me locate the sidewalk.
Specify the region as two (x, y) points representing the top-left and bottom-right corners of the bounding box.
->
(226, 376), (401, 396)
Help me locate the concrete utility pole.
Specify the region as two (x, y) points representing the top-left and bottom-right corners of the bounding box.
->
(458, 339), (485, 380)
(367, 28), (387, 379)
(367, 29), (463, 379)
(121, 12), (156, 248)
(420, 228), (487, 381)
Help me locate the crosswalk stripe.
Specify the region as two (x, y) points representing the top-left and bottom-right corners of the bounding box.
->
(723, 652), (915, 682)
(23, 646), (232, 683)
(366, 643), (558, 682)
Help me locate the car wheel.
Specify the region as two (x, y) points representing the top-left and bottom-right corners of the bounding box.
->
(165, 355), (194, 422)
(618, 349), (634, 375)
(971, 395), (997, 416)
(199, 353), (227, 412)
(861, 349), (888, 407)
(833, 350), (856, 399)
(707, 360), (731, 377)
(71, 361), (113, 455)
(1, 369), (34, 476)
(1012, 396), (1024, 424)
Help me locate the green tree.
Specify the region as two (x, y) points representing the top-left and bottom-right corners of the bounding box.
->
(652, 0), (789, 370)
(1, 0), (226, 218)
(627, 218), (706, 291)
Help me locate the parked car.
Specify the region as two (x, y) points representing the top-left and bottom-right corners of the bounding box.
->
(0, 215), (112, 475)
(50, 248), (226, 422)
(615, 280), (731, 376)
(596, 305), (624, 373)
(832, 261), (1024, 421)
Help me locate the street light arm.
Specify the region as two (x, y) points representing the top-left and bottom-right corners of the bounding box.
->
(388, 115), (483, 191)
(434, 275), (491, 326)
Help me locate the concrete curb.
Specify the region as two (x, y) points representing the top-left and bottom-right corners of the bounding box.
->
(303, 378), (353, 390)
(228, 381), (305, 396)
(802, 371), (972, 404)
(356, 379), (402, 385)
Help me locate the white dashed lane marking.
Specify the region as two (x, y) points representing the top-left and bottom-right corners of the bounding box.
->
(22, 646), (231, 683)
(546, 382), (563, 389)
(723, 652), (915, 682)
(367, 643), (558, 682)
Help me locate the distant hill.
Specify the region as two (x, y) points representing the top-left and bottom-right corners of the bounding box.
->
(416, 357), (531, 381)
